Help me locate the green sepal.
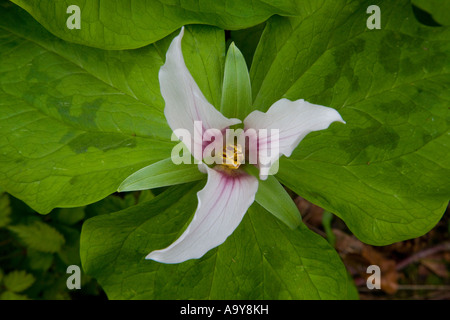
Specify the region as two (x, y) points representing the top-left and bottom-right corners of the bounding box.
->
(220, 43), (253, 119)
(244, 165), (302, 229)
(118, 158), (205, 192)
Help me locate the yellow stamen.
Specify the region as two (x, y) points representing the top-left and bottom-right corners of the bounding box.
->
(221, 144), (244, 169)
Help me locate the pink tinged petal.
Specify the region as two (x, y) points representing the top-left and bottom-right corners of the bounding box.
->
(146, 164), (259, 264)
(159, 27), (241, 160)
(244, 98), (345, 179)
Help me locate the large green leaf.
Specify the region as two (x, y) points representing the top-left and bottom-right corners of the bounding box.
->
(10, 0), (325, 49)
(81, 183), (355, 299)
(0, 5), (225, 213)
(250, 0), (450, 245)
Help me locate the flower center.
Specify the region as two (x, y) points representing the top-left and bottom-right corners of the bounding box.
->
(221, 144), (244, 170)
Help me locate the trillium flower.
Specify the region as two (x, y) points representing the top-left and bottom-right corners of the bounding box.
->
(146, 27), (345, 264)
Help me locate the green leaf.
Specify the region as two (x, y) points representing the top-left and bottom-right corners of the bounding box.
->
(3, 270), (35, 293)
(118, 158), (205, 192)
(250, 0), (450, 245)
(8, 221), (65, 253)
(412, 0), (450, 26)
(0, 6), (224, 213)
(220, 43), (253, 119)
(81, 183), (355, 299)
(10, 0), (324, 49)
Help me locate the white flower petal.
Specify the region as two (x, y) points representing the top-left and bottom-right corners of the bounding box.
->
(160, 27), (241, 159)
(244, 98), (345, 179)
(146, 164), (258, 263)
